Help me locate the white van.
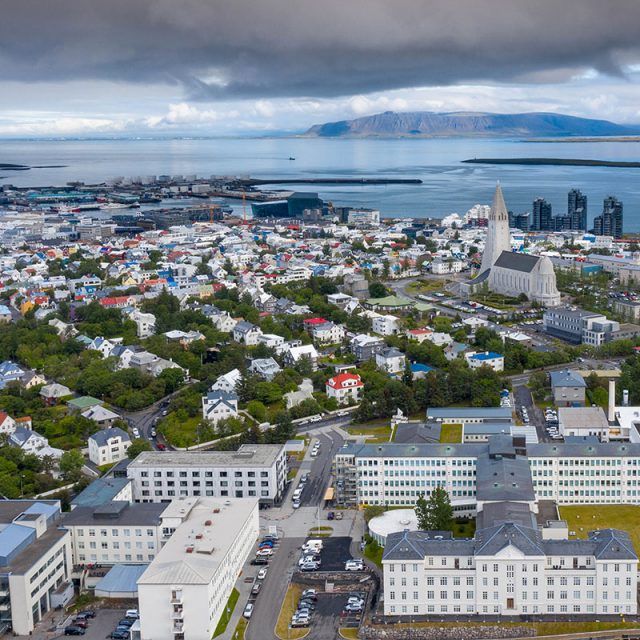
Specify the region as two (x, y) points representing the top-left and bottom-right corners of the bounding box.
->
(303, 539), (323, 552)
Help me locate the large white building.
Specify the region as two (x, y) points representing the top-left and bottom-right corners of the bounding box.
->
(128, 444), (287, 507)
(0, 501), (73, 636)
(137, 497), (259, 640)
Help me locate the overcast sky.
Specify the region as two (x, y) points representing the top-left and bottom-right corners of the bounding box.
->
(2, 0), (640, 137)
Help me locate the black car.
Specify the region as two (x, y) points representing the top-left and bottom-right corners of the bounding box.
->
(250, 557), (269, 565)
(118, 618), (135, 627)
(111, 630), (129, 639)
(64, 626), (86, 636)
(77, 610), (96, 619)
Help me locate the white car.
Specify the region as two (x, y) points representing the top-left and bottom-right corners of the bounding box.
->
(243, 604), (254, 619)
(292, 500), (301, 509)
(257, 568), (268, 580)
(300, 561), (320, 571)
(125, 609), (139, 619)
(256, 548), (272, 556)
(345, 560), (364, 571)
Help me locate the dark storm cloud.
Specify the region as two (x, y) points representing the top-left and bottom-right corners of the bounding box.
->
(2, 0), (640, 99)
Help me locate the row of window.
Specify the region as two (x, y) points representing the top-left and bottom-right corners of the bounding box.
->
(138, 470), (270, 478)
(387, 604), (634, 614)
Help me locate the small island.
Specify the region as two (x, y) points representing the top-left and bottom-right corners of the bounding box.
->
(463, 157), (640, 168)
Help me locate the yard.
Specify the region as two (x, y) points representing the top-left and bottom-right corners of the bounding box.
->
(560, 504), (640, 553)
(275, 584), (309, 640)
(439, 423), (463, 443)
(346, 425), (392, 443)
(406, 279), (448, 294)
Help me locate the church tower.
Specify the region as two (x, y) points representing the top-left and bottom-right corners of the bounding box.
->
(479, 183), (511, 275)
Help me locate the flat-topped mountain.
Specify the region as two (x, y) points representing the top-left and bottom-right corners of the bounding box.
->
(305, 111), (638, 138)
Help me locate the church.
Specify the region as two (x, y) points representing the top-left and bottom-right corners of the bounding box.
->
(462, 184), (561, 306)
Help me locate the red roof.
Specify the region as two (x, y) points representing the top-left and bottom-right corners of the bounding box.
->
(327, 373), (364, 389)
(100, 296), (130, 306)
(408, 329), (432, 335)
(303, 317), (327, 325)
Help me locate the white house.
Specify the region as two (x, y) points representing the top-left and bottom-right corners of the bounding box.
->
(0, 412), (17, 434)
(465, 351), (504, 372)
(233, 321), (262, 346)
(211, 369), (242, 394)
(128, 310), (157, 338)
(311, 321), (346, 345)
(87, 336), (116, 358)
(284, 344), (319, 370)
(9, 428), (63, 459)
(202, 391), (239, 424)
(88, 427), (132, 466)
(372, 315), (401, 336)
(326, 373), (364, 405)
(376, 347), (406, 374)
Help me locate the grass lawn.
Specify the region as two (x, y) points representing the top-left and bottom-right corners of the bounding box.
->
(560, 504), (640, 553)
(213, 588), (240, 637)
(452, 518), (475, 539)
(406, 279), (448, 294)
(339, 629), (359, 640)
(439, 423), (463, 443)
(232, 616), (247, 640)
(347, 425), (391, 443)
(275, 585), (309, 640)
(364, 540), (384, 568)
(308, 526), (333, 537)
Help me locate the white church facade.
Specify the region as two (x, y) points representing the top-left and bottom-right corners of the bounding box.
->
(463, 184), (561, 307)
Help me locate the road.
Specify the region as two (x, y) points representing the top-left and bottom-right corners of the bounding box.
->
(300, 431), (345, 507)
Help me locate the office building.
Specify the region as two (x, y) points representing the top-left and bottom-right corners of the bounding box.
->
(568, 189), (587, 231)
(127, 445), (287, 507)
(593, 196), (623, 238)
(0, 501), (73, 636)
(137, 497), (259, 640)
(532, 197), (552, 231)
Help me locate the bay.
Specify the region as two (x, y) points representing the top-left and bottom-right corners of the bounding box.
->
(2, 137), (640, 229)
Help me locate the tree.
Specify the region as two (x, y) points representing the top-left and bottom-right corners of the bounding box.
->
(127, 438), (153, 459)
(59, 449), (85, 482)
(368, 282), (387, 299)
(364, 504), (385, 524)
(415, 486), (453, 532)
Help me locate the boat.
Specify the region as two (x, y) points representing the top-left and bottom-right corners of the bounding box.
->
(289, 157), (296, 161)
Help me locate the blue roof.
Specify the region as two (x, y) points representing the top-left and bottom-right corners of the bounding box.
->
(72, 478), (131, 508)
(411, 363), (434, 373)
(94, 564), (148, 596)
(550, 369), (587, 389)
(0, 523), (35, 567)
(469, 351), (502, 361)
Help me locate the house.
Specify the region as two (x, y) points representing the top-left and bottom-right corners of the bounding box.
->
(550, 369), (587, 407)
(39, 382), (72, 405)
(558, 407), (610, 440)
(88, 427), (131, 465)
(202, 391), (239, 424)
(372, 315), (401, 336)
(311, 321), (346, 345)
(424, 331), (454, 347)
(81, 405), (121, 428)
(0, 305), (12, 323)
(444, 341), (469, 361)
(22, 372), (46, 389)
(233, 321), (263, 346)
(67, 396), (102, 413)
(284, 344), (319, 371)
(88, 336), (116, 358)
(128, 309), (156, 338)
(257, 333), (286, 351)
(248, 358), (282, 381)
(9, 427), (63, 459)
(351, 334), (385, 362)
(375, 347), (406, 374)
(465, 351), (504, 372)
(326, 373), (364, 405)
(410, 363), (435, 380)
(0, 412), (17, 434)
(209, 311), (237, 333)
(284, 379), (315, 409)
(0, 361), (25, 389)
(211, 369), (242, 394)
(406, 328), (432, 343)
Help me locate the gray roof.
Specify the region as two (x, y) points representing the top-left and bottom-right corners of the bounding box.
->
(475, 454), (536, 503)
(550, 369), (587, 389)
(337, 442), (488, 459)
(383, 530), (475, 561)
(90, 427), (131, 447)
(475, 522), (544, 557)
(493, 251), (541, 273)
(63, 501), (166, 527)
(542, 529), (637, 560)
(427, 407), (512, 420)
(545, 307), (602, 320)
(234, 320), (256, 334)
(476, 501), (537, 531)
(393, 422), (441, 444)
(528, 442), (640, 458)
(71, 478), (132, 508)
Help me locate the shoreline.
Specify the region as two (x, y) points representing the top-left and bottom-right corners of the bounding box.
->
(463, 157), (640, 168)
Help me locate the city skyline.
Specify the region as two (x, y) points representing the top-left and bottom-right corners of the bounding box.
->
(1, 0), (640, 136)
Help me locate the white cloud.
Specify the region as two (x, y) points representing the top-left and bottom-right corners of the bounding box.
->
(0, 116), (125, 136)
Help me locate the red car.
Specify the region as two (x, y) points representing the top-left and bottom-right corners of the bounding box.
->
(156, 443), (167, 451)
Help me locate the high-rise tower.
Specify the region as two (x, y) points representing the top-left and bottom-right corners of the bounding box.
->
(568, 189), (587, 231)
(479, 183), (511, 275)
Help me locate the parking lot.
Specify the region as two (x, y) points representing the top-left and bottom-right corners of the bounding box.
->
(20, 608), (130, 640)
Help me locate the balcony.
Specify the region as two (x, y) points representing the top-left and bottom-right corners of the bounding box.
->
(172, 622), (184, 633)
(170, 593), (183, 605)
(171, 608), (184, 620)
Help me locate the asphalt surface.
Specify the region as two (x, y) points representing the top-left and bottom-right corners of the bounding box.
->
(315, 537), (355, 571)
(513, 383), (549, 443)
(300, 430), (345, 507)
(21, 609), (129, 640)
(245, 537), (304, 640)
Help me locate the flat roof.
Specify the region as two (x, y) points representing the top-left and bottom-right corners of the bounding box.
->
(558, 406), (609, 430)
(63, 502), (166, 527)
(426, 407), (512, 419)
(129, 444), (284, 469)
(137, 497), (257, 586)
(71, 478), (131, 508)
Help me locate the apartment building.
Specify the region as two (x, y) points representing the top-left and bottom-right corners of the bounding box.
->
(0, 501), (73, 636)
(87, 426), (131, 466)
(137, 497), (259, 640)
(128, 444), (287, 507)
(63, 501), (168, 566)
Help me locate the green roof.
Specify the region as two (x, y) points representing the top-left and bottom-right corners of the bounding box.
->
(415, 302), (435, 312)
(366, 295), (415, 308)
(67, 396), (103, 410)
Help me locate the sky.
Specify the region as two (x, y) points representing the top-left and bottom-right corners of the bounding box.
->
(2, 0), (640, 137)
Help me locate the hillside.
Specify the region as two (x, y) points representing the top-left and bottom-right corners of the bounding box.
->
(304, 111), (638, 138)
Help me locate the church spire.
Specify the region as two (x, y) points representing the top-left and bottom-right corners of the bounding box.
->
(479, 182), (511, 274)
(491, 182), (508, 222)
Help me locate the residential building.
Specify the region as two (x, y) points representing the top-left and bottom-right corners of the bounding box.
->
(431, 258), (465, 274)
(465, 351), (504, 372)
(284, 344), (319, 370)
(532, 197), (553, 231)
(0, 361), (24, 389)
(137, 497), (259, 640)
(350, 334), (385, 362)
(201, 391), (239, 424)
(550, 370), (587, 407)
(326, 373), (364, 406)
(0, 501), (73, 636)
(210, 369), (242, 394)
(593, 196), (623, 238)
(63, 501), (168, 565)
(372, 315), (401, 336)
(311, 321), (346, 345)
(9, 427), (63, 459)
(376, 347), (406, 374)
(557, 407), (610, 441)
(233, 321), (262, 346)
(127, 445), (287, 506)
(248, 357), (282, 381)
(88, 427), (132, 466)
(81, 405), (121, 427)
(568, 188), (587, 231)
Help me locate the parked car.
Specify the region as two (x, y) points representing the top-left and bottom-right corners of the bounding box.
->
(251, 583), (261, 596)
(347, 596), (365, 606)
(125, 609), (139, 619)
(345, 559), (364, 571)
(156, 443), (167, 451)
(117, 618), (135, 627)
(256, 548), (272, 556)
(291, 618), (310, 628)
(64, 627), (86, 636)
(327, 511), (335, 520)
(300, 561), (320, 571)
(150, 428), (157, 438)
(251, 557), (269, 565)
(344, 603), (363, 613)
(71, 619), (88, 628)
(257, 567), (268, 580)
(301, 589), (318, 599)
(335, 512), (343, 520)
(76, 611), (96, 619)
(243, 603), (254, 619)
(292, 500), (301, 509)
(110, 630), (129, 639)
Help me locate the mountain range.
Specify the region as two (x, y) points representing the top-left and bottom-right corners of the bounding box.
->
(304, 111), (639, 138)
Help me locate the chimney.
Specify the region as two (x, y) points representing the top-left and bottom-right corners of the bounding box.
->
(608, 379), (616, 423)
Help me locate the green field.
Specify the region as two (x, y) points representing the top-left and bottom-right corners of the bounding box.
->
(213, 588), (239, 637)
(560, 504), (640, 553)
(347, 425), (392, 443)
(439, 423), (463, 443)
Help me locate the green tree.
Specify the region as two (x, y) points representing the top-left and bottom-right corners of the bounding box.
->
(59, 449), (85, 482)
(364, 504), (385, 524)
(415, 486), (453, 531)
(368, 282), (388, 299)
(127, 438), (153, 459)
(247, 400), (268, 422)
